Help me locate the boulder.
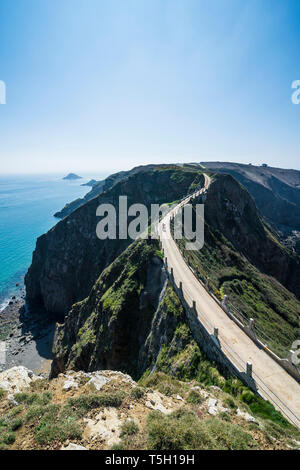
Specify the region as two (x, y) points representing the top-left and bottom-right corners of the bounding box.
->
(61, 443), (87, 451)
(0, 366), (40, 394)
(236, 408), (258, 424)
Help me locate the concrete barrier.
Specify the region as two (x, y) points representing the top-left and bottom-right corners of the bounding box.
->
(247, 362), (253, 378)
(165, 266), (256, 392)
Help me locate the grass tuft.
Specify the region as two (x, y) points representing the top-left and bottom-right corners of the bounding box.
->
(120, 420), (139, 438)
(146, 409), (255, 450)
(67, 392), (125, 417)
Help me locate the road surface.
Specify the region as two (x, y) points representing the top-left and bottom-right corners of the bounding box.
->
(158, 174), (300, 428)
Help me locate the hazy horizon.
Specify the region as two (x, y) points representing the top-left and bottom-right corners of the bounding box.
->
(1, 159), (300, 176)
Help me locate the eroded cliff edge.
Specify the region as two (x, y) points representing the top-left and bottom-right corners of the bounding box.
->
(51, 239), (203, 380)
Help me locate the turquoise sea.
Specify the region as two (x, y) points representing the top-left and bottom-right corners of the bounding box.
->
(0, 173), (107, 309)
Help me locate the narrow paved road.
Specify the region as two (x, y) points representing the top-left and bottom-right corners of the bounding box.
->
(159, 174), (300, 428)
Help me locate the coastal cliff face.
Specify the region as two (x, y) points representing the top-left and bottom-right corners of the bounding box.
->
(51, 240), (166, 377)
(203, 175), (300, 300)
(51, 239), (199, 380)
(25, 166), (205, 316)
(201, 162), (300, 236)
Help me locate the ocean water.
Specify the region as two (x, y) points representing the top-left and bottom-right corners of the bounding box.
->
(0, 173), (107, 309)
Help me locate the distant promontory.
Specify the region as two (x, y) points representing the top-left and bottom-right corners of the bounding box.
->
(63, 173), (82, 180)
(81, 179), (98, 187)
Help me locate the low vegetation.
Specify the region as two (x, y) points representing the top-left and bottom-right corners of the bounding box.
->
(146, 409), (255, 450)
(67, 392), (125, 417)
(0, 368), (299, 450)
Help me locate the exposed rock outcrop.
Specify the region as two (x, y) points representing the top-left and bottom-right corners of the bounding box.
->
(0, 366), (40, 394)
(1, 366), (298, 450)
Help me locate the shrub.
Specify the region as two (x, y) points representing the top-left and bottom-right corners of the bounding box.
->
(1, 432), (16, 445)
(186, 390), (204, 405)
(146, 409), (255, 450)
(67, 392), (125, 417)
(219, 412), (231, 422)
(23, 401), (82, 445)
(0, 417), (6, 429)
(8, 406), (23, 417)
(263, 420), (300, 443)
(14, 391), (52, 406)
(147, 409), (210, 450)
(34, 417), (82, 445)
(202, 418), (255, 450)
(9, 418), (23, 431)
(240, 392), (290, 428)
(110, 443), (126, 450)
(14, 392), (35, 404)
(139, 372), (185, 397)
(130, 388), (145, 400)
(29, 379), (48, 392)
(240, 390), (255, 404)
(224, 397), (237, 410)
(120, 420), (139, 437)
(26, 404), (59, 424)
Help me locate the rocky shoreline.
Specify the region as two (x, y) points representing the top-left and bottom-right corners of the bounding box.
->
(0, 295), (55, 377)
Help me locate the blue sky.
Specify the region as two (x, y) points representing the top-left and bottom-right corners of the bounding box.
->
(0, 0), (300, 173)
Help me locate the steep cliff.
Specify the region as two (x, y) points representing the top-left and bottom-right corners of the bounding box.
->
(51, 239), (202, 379)
(201, 161), (300, 236)
(51, 239), (167, 377)
(51, 238), (235, 385)
(203, 175), (300, 300)
(26, 166), (205, 316)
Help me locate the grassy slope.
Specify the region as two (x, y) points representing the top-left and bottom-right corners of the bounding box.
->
(1, 363), (300, 450)
(177, 220), (300, 358)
